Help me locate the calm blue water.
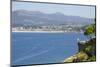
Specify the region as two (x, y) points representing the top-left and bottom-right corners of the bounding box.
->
(12, 32), (87, 65)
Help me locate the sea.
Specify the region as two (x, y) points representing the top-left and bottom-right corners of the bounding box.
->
(11, 32), (87, 65)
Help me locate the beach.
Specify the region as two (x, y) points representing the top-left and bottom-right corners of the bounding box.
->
(12, 31), (66, 33)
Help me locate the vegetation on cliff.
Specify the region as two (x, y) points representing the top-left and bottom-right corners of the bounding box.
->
(64, 23), (96, 63)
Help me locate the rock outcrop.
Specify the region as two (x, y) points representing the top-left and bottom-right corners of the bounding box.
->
(64, 38), (96, 63)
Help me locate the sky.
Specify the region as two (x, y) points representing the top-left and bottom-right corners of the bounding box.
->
(12, 1), (95, 18)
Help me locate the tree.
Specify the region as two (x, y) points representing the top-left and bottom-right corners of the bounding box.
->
(84, 24), (96, 38)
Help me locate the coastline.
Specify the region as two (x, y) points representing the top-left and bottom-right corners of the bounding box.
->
(12, 31), (65, 33)
(12, 30), (83, 33)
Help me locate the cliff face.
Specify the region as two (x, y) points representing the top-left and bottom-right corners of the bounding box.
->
(64, 38), (96, 63)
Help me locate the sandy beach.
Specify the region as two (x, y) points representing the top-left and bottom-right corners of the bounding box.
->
(12, 31), (65, 33)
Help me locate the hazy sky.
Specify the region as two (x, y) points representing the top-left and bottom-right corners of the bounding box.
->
(12, 1), (95, 18)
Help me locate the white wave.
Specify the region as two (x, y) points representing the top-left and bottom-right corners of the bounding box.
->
(13, 49), (51, 63)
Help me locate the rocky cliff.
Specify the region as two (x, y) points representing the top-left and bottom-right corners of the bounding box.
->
(64, 38), (96, 63)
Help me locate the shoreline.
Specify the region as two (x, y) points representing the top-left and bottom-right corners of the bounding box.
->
(12, 31), (65, 33)
(12, 31), (83, 33)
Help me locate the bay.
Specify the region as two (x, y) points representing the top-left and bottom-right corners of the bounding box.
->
(11, 32), (87, 65)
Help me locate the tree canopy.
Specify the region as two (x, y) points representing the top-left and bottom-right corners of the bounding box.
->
(84, 24), (96, 37)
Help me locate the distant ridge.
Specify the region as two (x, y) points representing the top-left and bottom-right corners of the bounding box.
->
(12, 10), (94, 26)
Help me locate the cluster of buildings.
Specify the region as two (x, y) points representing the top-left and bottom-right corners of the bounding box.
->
(12, 24), (84, 32)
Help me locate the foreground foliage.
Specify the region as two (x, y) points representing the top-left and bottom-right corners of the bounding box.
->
(64, 23), (96, 63)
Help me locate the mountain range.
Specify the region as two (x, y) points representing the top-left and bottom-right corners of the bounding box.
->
(12, 10), (94, 26)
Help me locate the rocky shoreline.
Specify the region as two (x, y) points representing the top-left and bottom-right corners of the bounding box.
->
(64, 38), (96, 63)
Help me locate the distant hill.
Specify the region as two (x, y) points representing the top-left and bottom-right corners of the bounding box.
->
(12, 10), (94, 26)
